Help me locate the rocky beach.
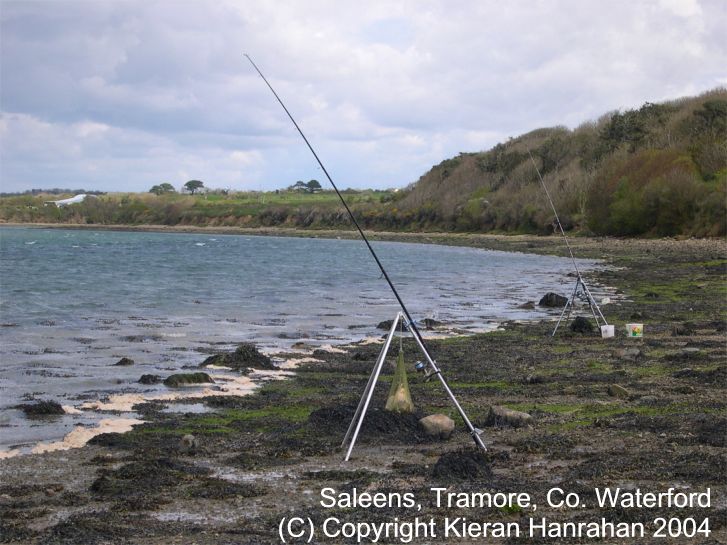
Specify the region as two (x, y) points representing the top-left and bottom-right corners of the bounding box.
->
(0, 233), (725, 545)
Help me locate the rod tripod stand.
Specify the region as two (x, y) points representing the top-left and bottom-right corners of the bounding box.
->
(527, 150), (609, 337)
(246, 55), (486, 456)
(552, 273), (607, 336)
(341, 312), (485, 461)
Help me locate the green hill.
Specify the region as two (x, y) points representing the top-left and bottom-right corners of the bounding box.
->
(396, 88), (726, 236)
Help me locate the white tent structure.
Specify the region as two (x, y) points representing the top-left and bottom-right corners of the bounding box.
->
(44, 194), (90, 207)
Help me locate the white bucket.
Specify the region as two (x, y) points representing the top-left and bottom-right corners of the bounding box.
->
(625, 323), (644, 338)
(600, 325), (615, 338)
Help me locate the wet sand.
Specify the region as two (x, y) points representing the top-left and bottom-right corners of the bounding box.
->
(0, 234), (725, 544)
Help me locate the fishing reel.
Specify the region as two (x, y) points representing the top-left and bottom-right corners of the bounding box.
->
(414, 360), (436, 382)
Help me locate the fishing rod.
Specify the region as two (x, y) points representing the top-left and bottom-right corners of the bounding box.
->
(526, 149), (607, 331)
(245, 54), (486, 451)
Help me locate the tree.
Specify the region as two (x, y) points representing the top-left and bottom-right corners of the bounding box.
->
(149, 183), (176, 195)
(184, 180), (204, 194)
(307, 179), (322, 192)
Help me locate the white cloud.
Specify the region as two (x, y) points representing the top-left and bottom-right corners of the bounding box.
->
(229, 150), (263, 166)
(1, 0), (725, 193)
(658, 0), (702, 17)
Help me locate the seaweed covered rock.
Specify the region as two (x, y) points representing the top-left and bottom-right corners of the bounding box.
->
(90, 457), (210, 498)
(422, 318), (443, 329)
(138, 374), (162, 385)
(377, 319), (404, 331)
(113, 357), (134, 366)
(180, 434), (199, 453)
(201, 342), (274, 372)
(570, 316), (594, 333)
(672, 322), (696, 336)
(378, 318), (441, 331)
(432, 448), (492, 480)
(308, 405), (425, 444)
(539, 292), (568, 307)
(18, 400), (65, 417)
(163, 372), (214, 388)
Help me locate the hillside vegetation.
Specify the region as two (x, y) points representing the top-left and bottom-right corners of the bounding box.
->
(397, 88), (726, 236)
(1, 88), (725, 236)
(0, 189), (397, 229)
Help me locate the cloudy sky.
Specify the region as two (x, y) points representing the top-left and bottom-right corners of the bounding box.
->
(1, 0), (725, 193)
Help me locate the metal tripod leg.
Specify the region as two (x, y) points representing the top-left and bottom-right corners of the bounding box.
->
(342, 313), (400, 461)
(552, 279), (579, 336)
(406, 318), (486, 451)
(341, 312), (400, 450)
(580, 277), (607, 326)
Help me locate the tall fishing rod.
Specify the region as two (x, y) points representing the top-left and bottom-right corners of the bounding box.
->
(526, 149), (607, 328)
(245, 54), (486, 450)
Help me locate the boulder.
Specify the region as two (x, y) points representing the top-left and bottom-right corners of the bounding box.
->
(422, 318), (442, 329)
(432, 449), (492, 480)
(671, 322), (696, 336)
(163, 372), (215, 388)
(569, 316), (594, 333)
(201, 342), (274, 371)
(419, 414), (455, 440)
(18, 400), (65, 417)
(523, 374), (546, 384)
(377, 319), (393, 330)
(607, 384), (629, 398)
(113, 357), (135, 366)
(484, 406), (532, 428)
(180, 434), (199, 453)
(518, 301), (536, 310)
(538, 292), (568, 308)
(138, 374), (162, 385)
(614, 348), (642, 361)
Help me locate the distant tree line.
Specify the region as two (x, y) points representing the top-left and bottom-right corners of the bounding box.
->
(0, 188), (106, 197)
(288, 180), (322, 193)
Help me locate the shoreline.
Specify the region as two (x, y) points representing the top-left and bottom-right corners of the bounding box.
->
(3, 220), (725, 259)
(1, 232), (725, 544)
(0, 227), (602, 458)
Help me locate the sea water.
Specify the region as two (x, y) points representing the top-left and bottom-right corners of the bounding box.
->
(0, 226), (605, 452)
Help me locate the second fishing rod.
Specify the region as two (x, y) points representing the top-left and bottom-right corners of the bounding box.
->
(245, 54), (486, 451)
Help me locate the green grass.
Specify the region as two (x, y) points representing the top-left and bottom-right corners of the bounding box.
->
(440, 380), (514, 391)
(129, 404), (318, 438)
(502, 401), (724, 432)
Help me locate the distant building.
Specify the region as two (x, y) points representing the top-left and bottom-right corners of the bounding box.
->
(44, 194), (91, 207)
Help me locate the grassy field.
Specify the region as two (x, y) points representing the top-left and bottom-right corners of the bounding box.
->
(0, 188), (404, 228)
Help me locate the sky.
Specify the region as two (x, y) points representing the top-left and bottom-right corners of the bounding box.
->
(1, 0), (725, 194)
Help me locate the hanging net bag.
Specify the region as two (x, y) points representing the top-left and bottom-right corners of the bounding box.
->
(385, 349), (415, 413)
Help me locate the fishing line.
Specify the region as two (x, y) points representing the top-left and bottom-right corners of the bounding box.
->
(526, 148), (581, 276)
(526, 148), (607, 327)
